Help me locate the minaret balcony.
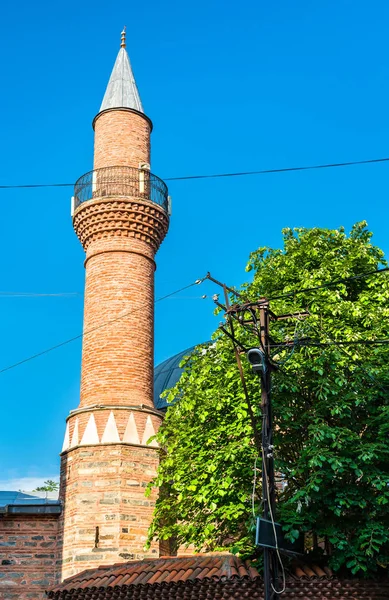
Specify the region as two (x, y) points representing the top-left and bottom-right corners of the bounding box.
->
(74, 166), (169, 213)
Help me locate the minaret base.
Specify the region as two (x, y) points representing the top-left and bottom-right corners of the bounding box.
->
(58, 443), (160, 581)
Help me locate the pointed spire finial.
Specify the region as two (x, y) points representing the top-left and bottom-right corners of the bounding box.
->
(99, 30), (144, 114)
(121, 27), (126, 49)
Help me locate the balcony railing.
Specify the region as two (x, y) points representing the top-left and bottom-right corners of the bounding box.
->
(74, 166), (169, 213)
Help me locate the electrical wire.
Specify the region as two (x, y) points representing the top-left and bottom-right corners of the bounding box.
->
(252, 456), (260, 519)
(272, 311), (389, 394)
(305, 321), (389, 394)
(267, 267), (389, 301)
(0, 265), (386, 303)
(262, 447), (286, 595)
(0, 278), (206, 375)
(270, 339), (389, 348)
(2, 266), (388, 372)
(0, 292), (79, 297)
(270, 317), (305, 366)
(1, 156), (389, 189)
(206, 267), (389, 312)
(165, 157), (389, 181)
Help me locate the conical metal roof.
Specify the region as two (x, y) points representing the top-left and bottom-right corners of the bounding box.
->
(99, 29), (144, 114)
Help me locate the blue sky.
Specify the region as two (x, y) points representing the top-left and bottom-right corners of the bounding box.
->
(0, 0), (388, 488)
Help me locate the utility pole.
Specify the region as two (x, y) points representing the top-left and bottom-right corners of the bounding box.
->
(205, 273), (308, 599)
(232, 299), (278, 599)
(259, 301), (277, 600)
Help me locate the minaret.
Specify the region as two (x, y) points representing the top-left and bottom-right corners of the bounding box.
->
(58, 30), (169, 580)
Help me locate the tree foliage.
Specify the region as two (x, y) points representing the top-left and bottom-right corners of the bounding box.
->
(147, 222), (389, 576)
(33, 479), (59, 492)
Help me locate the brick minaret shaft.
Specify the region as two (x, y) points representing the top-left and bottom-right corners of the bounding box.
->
(81, 96), (154, 410)
(58, 31), (169, 581)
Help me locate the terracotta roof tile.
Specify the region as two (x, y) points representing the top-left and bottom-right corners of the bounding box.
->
(48, 554), (259, 596)
(290, 563), (333, 581)
(49, 554), (385, 600)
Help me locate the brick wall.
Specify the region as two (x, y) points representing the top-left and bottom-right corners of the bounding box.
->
(72, 200), (168, 412)
(80, 238), (156, 410)
(93, 109), (151, 170)
(0, 514), (59, 600)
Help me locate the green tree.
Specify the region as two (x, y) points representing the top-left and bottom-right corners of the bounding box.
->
(147, 222), (389, 576)
(33, 479), (59, 492)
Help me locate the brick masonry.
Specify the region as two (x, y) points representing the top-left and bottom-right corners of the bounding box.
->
(58, 444), (160, 581)
(0, 514), (59, 600)
(73, 209), (168, 410)
(93, 109), (151, 170)
(59, 102), (169, 580)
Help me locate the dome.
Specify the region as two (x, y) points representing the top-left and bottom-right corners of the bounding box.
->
(153, 346), (195, 410)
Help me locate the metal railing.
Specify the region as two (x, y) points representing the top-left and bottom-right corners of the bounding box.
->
(74, 166), (169, 213)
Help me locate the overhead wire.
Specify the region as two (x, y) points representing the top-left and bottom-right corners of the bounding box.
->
(0, 292), (79, 297)
(270, 339), (389, 348)
(0, 266), (386, 302)
(267, 267), (389, 301)
(205, 267), (389, 309)
(1, 156), (389, 189)
(270, 309), (389, 393)
(262, 446), (286, 595)
(252, 456), (260, 520)
(304, 321), (389, 394)
(1, 266), (388, 372)
(0, 278), (206, 376)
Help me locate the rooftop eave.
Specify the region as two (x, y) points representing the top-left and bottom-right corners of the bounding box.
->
(0, 503), (62, 516)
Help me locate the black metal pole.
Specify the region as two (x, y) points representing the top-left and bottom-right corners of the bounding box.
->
(208, 279), (281, 598)
(222, 285), (263, 455)
(259, 303), (277, 600)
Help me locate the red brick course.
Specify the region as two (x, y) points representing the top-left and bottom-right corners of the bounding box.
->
(0, 514), (59, 600)
(79, 244), (155, 409)
(73, 199), (168, 256)
(93, 109), (151, 170)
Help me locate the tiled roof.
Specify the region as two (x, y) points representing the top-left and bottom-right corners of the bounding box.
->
(291, 563), (333, 580)
(48, 555), (343, 599)
(49, 555), (259, 594)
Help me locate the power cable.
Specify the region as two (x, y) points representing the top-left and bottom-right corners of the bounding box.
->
(0, 278), (205, 376)
(271, 339), (389, 348)
(0, 292), (79, 297)
(305, 321), (389, 394)
(273, 312), (389, 394)
(165, 157), (389, 181)
(206, 267), (389, 309)
(1, 266), (388, 372)
(1, 156), (389, 189)
(262, 446), (286, 595)
(252, 456), (260, 520)
(0, 265), (386, 303)
(267, 267), (389, 301)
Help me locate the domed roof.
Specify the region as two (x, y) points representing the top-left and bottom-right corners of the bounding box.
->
(153, 346), (194, 410)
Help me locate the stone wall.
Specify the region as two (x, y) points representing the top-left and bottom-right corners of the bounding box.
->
(0, 513), (59, 600)
(58, 444), (160, 581)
